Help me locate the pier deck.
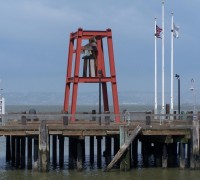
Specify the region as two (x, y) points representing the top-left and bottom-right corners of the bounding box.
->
(0, 112), (199, 171)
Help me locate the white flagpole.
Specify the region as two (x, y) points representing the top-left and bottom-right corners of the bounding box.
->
(161, 1), (165, 115)
(154, 18), (158, 118)
(170, 12), (174, 119)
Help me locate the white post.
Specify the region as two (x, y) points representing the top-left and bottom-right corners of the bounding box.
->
(170, 13), (174, 120)
(154, 18), (158, 119)
(161, 1), (165, 116)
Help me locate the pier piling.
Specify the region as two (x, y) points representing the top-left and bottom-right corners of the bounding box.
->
(39, 120), (49, 172)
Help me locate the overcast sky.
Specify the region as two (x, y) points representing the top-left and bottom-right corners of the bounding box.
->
(0, 0), (200, 105)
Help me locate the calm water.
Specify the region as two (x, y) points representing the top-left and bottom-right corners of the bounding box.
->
(0, 105), (200, 180)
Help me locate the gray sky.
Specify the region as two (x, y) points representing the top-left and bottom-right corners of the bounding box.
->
(0, 0), (199, 104)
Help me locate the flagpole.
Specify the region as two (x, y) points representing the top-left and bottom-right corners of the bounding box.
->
(170, 12), (174, 119)
(154, 18), (158, 118)
(161, 1), (165, 116)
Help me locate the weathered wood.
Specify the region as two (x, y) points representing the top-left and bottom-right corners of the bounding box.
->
(162, 143), (168, 168)
(33, 136), (39, 169)
(179, 142), (185, 169)
(191, 117), (200, 169)
(27, 136), (32, 169)
(39, 120), (49, 172)
(77, 138), (83, 171)
(119, 125), (130, 170)
(106, 125), (142, 171)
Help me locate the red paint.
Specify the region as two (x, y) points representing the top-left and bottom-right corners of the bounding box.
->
(64, 28), (120, 122)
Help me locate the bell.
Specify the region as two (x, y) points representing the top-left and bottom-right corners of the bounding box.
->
(83, 43), (93, 51)
(82, 54), (95, 60)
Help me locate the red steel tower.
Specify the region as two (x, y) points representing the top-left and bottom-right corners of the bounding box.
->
(64, 28), (120, 122)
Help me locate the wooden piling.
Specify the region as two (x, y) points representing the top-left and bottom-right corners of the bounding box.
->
(105, 136), (112, 165)
(168, 142), (177, 167)
(96, 136), (102, 168)
(77, 137), (84, 171)
(39, 120), (49, 172)
(59, 135), (64, 167)
(154, 143), (162, 167)
(114, 135), (119, 156)
(142, 140), (149, 167)
(162, 143), (168, 168)
(27, 136), (32, 169)
(179, 142), (185, 169)
(191, 114), (200, 169)
(6, 136), (11, 162)
(131, 136), (138, 168)
(52, 135), (57, 166)
(90, 136), (94, 163)
(34, 136), (39, 169)
(69, 137), (77, 168)
(16, 136), (20, 168)
(11, 136), (15, 165)
(21, 137), (26, 169)
(106, 125), (141, 171)
(119, 126), (130, 171)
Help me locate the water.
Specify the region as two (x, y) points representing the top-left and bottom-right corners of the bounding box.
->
(1, 105), (200, 180)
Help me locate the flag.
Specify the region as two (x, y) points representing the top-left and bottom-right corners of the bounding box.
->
(173, 23), (179, 38)
(155, 25), (162, 38)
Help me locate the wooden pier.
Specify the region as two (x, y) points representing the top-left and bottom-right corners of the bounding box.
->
(0, 111), (200, 171)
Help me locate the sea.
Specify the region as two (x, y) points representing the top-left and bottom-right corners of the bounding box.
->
(0, 104), (200, 180)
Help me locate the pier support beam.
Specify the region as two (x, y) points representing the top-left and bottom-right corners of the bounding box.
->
(52, 135), (57, 166)
(114, 135), (119, 155)
(168, 142), (177, 167)
(77, 137), (84, 171)
(179, 142), (186, 169)
(96, 136), (102, 168)
(16, 137), (21, 168)
(105, 136), (112, 165)
(27, 136), (32, 169)
(69, 137), (77, 168)
(21, 137), (26, 169)
(6, 136), (11, 162)
(120, 126), (130, 171)
(34, 136), (39, 169)
(154, 143), (162, 167)
(11, 136), (16, 166)
(39, 120), (49, 172)
(59, 135), (64, 167)
(141, 140), (149, 167)
(191, 116), (200, 169)
(162, 143), (168, 168)
(131, 136), (138, 168)
(90, 136), (94, 164)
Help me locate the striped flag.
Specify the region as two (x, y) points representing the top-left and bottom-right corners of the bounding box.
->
(155, 25), (162, 38)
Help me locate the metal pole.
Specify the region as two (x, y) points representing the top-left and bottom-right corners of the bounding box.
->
(175, 74), (180, 119)
(98, 70), (102, 125)
(178, 78), (180, 116)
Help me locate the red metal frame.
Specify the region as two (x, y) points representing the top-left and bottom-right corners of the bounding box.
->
(64, 28), (120, 122)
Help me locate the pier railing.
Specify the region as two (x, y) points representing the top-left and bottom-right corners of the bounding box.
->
(0, 111), (198, 127)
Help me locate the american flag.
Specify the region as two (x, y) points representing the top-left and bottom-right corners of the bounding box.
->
(155, 25), (162, 38)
